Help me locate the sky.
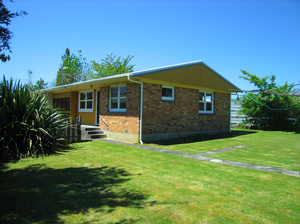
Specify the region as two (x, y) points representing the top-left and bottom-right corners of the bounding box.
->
(1, 0), (300, 94)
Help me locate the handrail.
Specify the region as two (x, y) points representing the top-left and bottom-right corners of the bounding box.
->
(99, 115), (109, 127)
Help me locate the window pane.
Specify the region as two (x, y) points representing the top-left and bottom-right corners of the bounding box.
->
(120, 98), (126, 109)
(199, 92), (205, 101)
(120, 87), (126, 97)
(80, 92), (86, 100)
(111, 87), (118, 98)
(199, 102), (205, 111)
(162, 87), (173, 97)
(87, 101), (93, 109)
(53, 99), (57, 108)
(87, 91), (93, 100)
(206, 93), (212, 102)
(57, 99), (62, 108)
(80, 101), (85, 109)
(206, 103), (212, 111)
(63, 98), (70, 111)
(111, 99), (118, 108)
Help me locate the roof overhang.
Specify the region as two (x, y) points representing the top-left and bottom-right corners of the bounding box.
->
(43, 60), (241, 94)
(43, 73), (131, 94)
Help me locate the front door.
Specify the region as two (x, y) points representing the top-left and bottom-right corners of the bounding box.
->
(96, 90), (100, 124)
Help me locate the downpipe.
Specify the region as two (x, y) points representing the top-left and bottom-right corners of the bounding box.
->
(127, 75), (144, 144)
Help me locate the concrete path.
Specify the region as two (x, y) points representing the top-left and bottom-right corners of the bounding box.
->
(97, 139), (299, 178)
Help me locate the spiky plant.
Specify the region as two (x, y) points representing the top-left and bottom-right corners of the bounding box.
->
(0, 76), (69, 160)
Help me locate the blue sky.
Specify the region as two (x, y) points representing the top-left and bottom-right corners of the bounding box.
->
(1, 0), (300, 93)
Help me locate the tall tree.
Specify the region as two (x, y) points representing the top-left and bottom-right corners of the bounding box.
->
(34, 78), (47, 90)
(55, 48), (91, 86)
(91, 53), (134, 78)
(239, 70), (300, 131)
(0, 0), (27, 62)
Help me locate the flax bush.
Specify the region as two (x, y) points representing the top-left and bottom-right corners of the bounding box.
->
(0, 76), (69, 160)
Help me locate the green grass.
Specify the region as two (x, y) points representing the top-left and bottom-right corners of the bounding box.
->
(1, 137), (300, 223)
(145, 129), (300, 171)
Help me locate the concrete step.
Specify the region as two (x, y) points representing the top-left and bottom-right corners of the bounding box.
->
(91, 134), (107, 139)
(85, 127), (101, 131)
(83, 127), (107, 139)
(85, 130), (106, 138)
(80, 126), (107, 140)
(87, 130), (104, 134)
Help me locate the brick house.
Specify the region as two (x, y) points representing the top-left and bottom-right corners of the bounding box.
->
(45, 61), (240, 143)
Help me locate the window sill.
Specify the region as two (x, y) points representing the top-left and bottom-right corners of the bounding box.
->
(162, 99), (175, 102)
(199, 112), (214, 115)
(109, 110), (126, 113)
(78, 109), (93, 112)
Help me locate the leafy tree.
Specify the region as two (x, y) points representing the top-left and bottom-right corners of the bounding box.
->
(239, 70), (300, 131)
(0, 76), (69, 160)
(55, 48), (91, 86)
(0, 0), (27, 62)
(91, 53), (134, 78)
(34, 78), (48, 90)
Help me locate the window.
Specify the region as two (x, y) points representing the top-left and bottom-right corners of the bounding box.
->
(199, 91), (214, 114)
(79, 91), (93, 112)
(53, 97), (70, 112)
(162, 85), (174, 101)
(109, 85), (126, 112)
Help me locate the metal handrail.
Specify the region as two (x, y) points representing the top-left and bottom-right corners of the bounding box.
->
(99, 115), (109, 127)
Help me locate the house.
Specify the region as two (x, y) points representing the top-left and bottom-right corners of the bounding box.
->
(45, 60), (240, 143)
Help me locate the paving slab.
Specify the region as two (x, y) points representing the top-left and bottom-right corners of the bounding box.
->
(97, 139), (299, 178)
(195, 145), (250, 156)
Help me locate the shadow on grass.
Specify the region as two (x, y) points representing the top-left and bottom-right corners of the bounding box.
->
(146, 129), (257, 146)
(0, 164), (157, 223)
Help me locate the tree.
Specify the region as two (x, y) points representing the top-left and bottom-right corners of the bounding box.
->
(34, 78), (47, 90)
(0, 0), (27, 62)
(239, 70), (300, 131)
(55, 48), (91, 86)
(91, 53), (134, 78)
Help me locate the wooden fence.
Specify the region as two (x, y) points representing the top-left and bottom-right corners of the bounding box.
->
(64, 117), (81, 143)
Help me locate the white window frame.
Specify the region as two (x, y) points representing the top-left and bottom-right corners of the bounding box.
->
(78, 91), (94, 112)
(199, 91), (214, 114)
(162, 85), (175, 101)
(109, 85), (126, 112)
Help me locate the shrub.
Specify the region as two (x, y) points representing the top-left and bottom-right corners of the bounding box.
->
(239, 70), (300, 132)
(0, 76), (69, 160)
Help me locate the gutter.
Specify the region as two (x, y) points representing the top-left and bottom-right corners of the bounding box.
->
(127, 75), (144, 145)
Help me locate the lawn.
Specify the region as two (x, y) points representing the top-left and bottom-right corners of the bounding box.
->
(145, 128), (300, 171)
(1, 131), (300, 223)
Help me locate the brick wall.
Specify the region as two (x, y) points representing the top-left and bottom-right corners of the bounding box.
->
(99, 83), (140, 135)
(142, 83), (230, 135)
(99, 82), (230, 142)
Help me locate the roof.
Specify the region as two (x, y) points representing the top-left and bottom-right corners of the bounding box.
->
(43, 61), (240, 93)
(132, 60), (240, 91)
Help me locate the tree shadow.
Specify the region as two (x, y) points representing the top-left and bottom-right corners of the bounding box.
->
(146, 130), (258, 146)
(0, 160), (10, 171)
(0, 164), (157, 223)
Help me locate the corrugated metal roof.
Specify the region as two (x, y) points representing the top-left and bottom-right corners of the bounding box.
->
(132, 60), (204, 76)
(43, 60), (240, 92)
(43, 72), (131, 92)
(133, 60), (240, 91)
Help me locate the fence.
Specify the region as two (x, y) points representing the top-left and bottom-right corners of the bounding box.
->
(231, 101), (247, 124)
(64, 116), (81, 143)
